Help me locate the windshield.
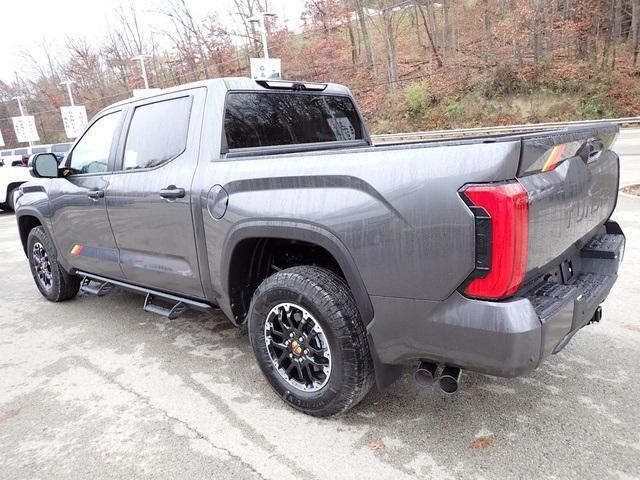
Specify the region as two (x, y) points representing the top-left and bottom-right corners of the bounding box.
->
(224, 92), (363, 149)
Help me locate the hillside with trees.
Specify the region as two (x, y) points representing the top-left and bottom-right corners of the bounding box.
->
(1, 0), (639, 147)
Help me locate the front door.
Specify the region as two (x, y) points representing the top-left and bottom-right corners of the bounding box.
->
(49, 110), (125, 279)
(105, 89), (205, 298)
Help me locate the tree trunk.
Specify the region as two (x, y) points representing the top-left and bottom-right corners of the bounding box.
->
(347, 23), (357, 65)
(611, 0), (622, 69)
(382, 10), (399, 97)
(353, 0), (375, 71)
(442, 0), (450, 54)
(483, 0), (491, 66)
(418, 5), (443, 67)
(632, 0), (640, 66)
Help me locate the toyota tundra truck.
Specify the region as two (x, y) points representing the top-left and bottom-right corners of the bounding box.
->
(14, 77), (625, 416)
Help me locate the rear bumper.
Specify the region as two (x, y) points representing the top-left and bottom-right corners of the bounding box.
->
(368, 224), (624, 379)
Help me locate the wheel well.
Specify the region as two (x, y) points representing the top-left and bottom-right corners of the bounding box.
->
(228, 238), (346, 323)
(18, 215), (42, 255)
(4, 182), (24, 202)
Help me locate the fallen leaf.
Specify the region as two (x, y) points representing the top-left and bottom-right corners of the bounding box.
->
(624, 324), (640, 333)
(368, 440), (385, 452)
(469, 436), (492, 449)
(0, 407), (22, 423)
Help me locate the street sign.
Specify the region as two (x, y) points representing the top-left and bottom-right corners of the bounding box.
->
(250, 58), (282, 80)
(61, 106), (88, 139)
(0, 128), (4, 147)
(12, 116), (39, 143)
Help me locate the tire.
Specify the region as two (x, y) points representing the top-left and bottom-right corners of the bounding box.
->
(27, 226), (80, 302)
(6, 187), (17, 211)
(248, 266), (374, 417)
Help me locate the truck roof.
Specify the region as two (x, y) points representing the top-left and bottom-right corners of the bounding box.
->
(105, 77), (352, 113)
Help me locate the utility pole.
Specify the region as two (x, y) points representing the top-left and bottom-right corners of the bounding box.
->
(60, 80), (76, 106)
(131, 54), (152, 89)
(248, 13), (277, 59)
(13, 96), (32, 147)
(13, 96), (25, 116)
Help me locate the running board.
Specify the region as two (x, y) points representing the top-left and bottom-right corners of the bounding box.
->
(144, 294), (188, 320)
(81, 277), (114, 296)
(75, 271), (216, 319)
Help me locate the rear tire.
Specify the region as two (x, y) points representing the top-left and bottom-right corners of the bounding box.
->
(27, 226), (80, 302)
(248, 266), (373, 417)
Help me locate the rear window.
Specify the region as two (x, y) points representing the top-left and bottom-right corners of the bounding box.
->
(122, 96), (192, 170)
(224, 93), (363, 149)
(52, 143), (71, 153)
(14, 148), (27, 155)
(32, 147), (47, 153)
(1, 150), (12, 156)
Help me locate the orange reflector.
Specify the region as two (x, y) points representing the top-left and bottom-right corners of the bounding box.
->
(541, 144), (567, 172)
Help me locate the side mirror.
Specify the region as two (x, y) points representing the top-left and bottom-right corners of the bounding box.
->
(29, 153), (59, 178)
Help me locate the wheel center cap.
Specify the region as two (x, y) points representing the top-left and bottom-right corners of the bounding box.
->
(291, 340), (303, 356)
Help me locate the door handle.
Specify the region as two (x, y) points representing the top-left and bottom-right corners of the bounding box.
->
(159, 185), (186, 199)
(87, 190), (105, 199)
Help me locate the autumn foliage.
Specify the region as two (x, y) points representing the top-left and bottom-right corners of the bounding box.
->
(1, 0), (639, 147)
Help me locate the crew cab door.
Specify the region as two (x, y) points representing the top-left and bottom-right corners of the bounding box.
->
(48, 110), (125, 279)
(105, 89), (205, 298)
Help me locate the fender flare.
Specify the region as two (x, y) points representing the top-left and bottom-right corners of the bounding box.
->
(15, 208), (47, 252)
(221, 220), (374, 325)
(15, 208), (69, 268)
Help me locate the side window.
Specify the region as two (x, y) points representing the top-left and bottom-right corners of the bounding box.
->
(122, 96), (192, 170)
(68, 112), (121, 174)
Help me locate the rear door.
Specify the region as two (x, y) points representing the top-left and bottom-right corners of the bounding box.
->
(105, 88), (206, 298)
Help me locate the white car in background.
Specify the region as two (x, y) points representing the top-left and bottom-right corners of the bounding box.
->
(0, 143), (71, 211)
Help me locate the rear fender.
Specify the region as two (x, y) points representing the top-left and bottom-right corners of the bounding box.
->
(221, 221), (374, 326)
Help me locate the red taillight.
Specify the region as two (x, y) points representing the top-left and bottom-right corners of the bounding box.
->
(462, 182), (529, 300)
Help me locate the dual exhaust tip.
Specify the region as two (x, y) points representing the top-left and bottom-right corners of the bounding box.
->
(414, 361), (462, 394)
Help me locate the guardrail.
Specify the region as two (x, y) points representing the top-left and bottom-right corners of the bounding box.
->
(371, 116), (640, 143)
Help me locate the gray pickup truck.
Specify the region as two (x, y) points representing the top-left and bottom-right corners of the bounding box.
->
(16, 78), (624, 416)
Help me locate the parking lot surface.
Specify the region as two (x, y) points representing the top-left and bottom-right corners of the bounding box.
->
(1, 133), (640, 479)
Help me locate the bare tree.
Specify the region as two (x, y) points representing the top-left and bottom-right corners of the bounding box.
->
(352, 0), (376, 70)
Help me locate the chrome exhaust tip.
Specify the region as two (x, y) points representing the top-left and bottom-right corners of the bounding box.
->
(437, 366), (462, 394)
(414, 361), (438, 387)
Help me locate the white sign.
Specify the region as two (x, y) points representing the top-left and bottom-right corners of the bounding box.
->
(12, 116), (40, 143)
(0, 128), (4, 147)
(250, 58), (282, 80)
(61, 106), (88, 139)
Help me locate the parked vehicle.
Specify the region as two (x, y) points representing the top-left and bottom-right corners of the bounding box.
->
(3, 147), (28, 167)
(0, 147), (37, 210)
(0, 149), (11, 167)
(15, 78), (625, 416)
(51, 143), (72, 162)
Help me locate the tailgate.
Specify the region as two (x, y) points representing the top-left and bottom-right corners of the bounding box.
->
(517, 124), (620, 277)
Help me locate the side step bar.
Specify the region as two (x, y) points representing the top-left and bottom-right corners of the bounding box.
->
(81, 277), (114, 296)
(76, 271), (215, 319)
(143, 294), (188, 320)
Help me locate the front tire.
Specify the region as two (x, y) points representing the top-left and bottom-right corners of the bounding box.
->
(248, 266), (373, 417)
(27, 226), (80, 302)
(7, 187), (17, 211)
